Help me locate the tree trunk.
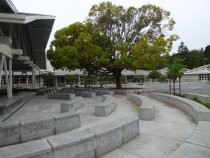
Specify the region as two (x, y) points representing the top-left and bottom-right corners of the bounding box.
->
(169, 79), (171, 94)
(173, 78), (176, 95)
(179, 77), (181, 95)
(115, 69), (122, 89)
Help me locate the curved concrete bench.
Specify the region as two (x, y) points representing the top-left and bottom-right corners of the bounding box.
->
(127, 94), (154, 120)
(74, 91), (96, 98)
(47, 92), (75, 100)
(95, 95), (116, 117)
(0, 112), (80, 146)
(0, 116), (139, 158)
(168, 121), (210, 158)
(60, 97), (84, 113)
(87, 89), (114, 96)
(149, 93), (210, 123)
(36, 87), (54, 95)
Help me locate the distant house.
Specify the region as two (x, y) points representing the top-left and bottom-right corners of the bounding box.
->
(182, 65), (210, 82)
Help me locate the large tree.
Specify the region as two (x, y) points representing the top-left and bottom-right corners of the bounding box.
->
(48, 2), (177, 89)
(205, 44), (210, 63)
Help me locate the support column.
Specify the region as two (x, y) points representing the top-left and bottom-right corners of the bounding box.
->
(32, 69), (36, 89)
(3, 57), (12, 98)
(0, 54), (4, 88)
(78, 75), (81, 86)
(55, 76), (58, 87)
(8, 58), (12, 97)
(26, 76), (29, 88)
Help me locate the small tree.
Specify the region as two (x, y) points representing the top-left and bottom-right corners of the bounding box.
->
(147, 70), (162, 81)
(65, 74), (78, 87)
(166, 58), (184, 95)
(43, 72), (55, 87)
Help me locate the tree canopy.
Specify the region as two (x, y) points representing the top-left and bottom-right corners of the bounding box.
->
(47, 2), (177, 88)
(170, 42), (209, 69)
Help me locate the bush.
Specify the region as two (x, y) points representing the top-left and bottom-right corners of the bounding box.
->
(147, 70), (161, 81)
(43, 72), (55, 87)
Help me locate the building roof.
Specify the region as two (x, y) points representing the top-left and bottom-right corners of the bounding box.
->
(0, 0), (55, 70)
(0, 0), (18, 13)
(184, 64), (210, 75)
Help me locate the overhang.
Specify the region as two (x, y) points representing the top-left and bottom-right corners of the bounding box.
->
(0, 12), (55, 71)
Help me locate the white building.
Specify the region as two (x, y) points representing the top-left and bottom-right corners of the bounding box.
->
(182, 65), (210, 82)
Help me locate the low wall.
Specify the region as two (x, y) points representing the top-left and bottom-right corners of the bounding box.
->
(0, 116), (139, 158)
(58, 87), (113, 97)
(36, 87), (54, 95)
(114, 88), (153, 95)
(87, 90), (114, 96)
(0, 121), (20, 146)
(114, 116), (139, 143)
(0, 112), (80, 146)
(95, 95), (116, 117)
(183, 93), (210, 104)
(47, 92), (75, 100)
(54, 112), (81, 134)
(60, 97), (84, 113)
(0, 139), (52, 158)
(74, 91), (96, 98)
(168, 121), (210, 158)
(87, 121), (122, 157)
(149, 93), (210, 123)
(127, 94), (154, 120)
(0, 96), (23, 115)
(20, 116), (55, 142)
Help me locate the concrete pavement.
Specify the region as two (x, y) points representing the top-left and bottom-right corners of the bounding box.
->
(1, 93), (196, 158)
(100, 96), (196, 158)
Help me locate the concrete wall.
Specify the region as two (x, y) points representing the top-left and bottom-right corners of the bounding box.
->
(20, 116), (55, 142)
(181, 74), (199, 82)
(149, 93), (210, 123)
(127, 94), (154, 120)
(88, 90), (114, 96)
(183, 93), (210, 104)
(87, 121), (123, 157)
(54, 112), (81, 134)
(0, 121), (20, 146)
(0, 113), (80, 146)
(0, 96), (23, 115)
(0, 139), (52, 158)
(48, 130), (95, 158)
(0, 116), (139, 158)
(95, 95), (116, 117)
(60, 97), (84, 113)
(36, 88), (54, 95)
(74, 91), (96, 98)
(113, 116), (139, 143)
(47, 92), (75, 100)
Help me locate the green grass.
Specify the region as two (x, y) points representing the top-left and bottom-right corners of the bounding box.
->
(204, 103), (210, 109)
(192, 97), (210, 109)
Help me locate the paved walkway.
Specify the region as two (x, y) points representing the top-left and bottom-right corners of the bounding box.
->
(3, 93), (196, 158)
(100, 96), (196, 158)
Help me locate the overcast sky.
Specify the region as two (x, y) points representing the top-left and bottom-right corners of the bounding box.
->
(12, 0), (210, 70)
